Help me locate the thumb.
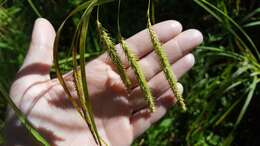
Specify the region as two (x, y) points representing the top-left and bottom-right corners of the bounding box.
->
(17, 18), (56, 82)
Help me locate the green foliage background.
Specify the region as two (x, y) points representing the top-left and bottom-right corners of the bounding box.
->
(0, 0), (259, 145)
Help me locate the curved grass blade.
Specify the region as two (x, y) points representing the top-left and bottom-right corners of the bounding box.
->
(194, 0), (260, 61)
(117, 0), (155, 111)
(243, 21), (260, 28)
(53, 0), (97, 120)
(214, 98), (242, 127)
(71, 11), (101, 144)
(223, 77), (258, 145)
(74, 1), (112, 145)
(53, 0), (115, 118)
(234, 77), (257, 128)
(54, 1), (114, 145)
(197, 46), (244, 61)
(79, 6), (103, 146)
(27, 0), (42, 17)
(147, 0), (186, 111)
(194, 0), (252, 56)
(54, 23), (83, 118)
(241, 8), (260, 23)
(0, 83), (50, 146)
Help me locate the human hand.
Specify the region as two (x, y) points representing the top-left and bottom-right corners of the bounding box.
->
(5, 18), (203, 146)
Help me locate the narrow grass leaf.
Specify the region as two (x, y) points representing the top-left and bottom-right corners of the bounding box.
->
(214, 98), (242, 127)
(79, 8), (103, 146)
(195, 0), (260, 60)
(27, 0), (42, 17)
(241, 8), (260, 23)
(53, 1), (114, 145)
(0, 83), (50, 146)
(77, 2), (107, 145)
(243, 21), (260, 28)
(234, 77), (257, 127)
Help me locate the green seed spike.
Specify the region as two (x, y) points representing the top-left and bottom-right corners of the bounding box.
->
(147, 0), (186, 111)
(116, 0), (155, 111)
(119, 37), (156, 112)
(96, 20), (132, 91)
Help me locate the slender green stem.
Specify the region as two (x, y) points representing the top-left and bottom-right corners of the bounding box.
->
(194, 0), (260, 61)
(78, 2), (105, 145)
(0, 83), (50, 146)
(27, 0), (42, 17)
(54, 25), (84, 118)
(151, 0), (155, 24)
(53, 0), (109, 121)
(71, 11), (101, 145)
(53, 1), (114, 145)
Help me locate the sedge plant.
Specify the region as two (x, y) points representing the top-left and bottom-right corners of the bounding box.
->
(53, 0), (187, 144)
(2, 0), (259, 145)
(2, 0), (190, 145)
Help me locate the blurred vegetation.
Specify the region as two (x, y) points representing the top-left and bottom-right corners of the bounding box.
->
(0, 0), (259, 145)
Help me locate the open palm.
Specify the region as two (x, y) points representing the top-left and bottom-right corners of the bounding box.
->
(5, 18), (202, 146)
